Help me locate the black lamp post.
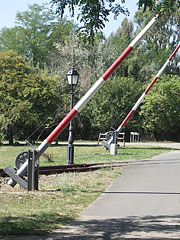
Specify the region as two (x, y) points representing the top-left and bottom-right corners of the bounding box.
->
(66, 66), (79, 165)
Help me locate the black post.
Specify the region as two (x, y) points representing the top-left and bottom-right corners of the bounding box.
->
(67, 84), (74, 165)
(27, 150), (35, 191)
(27, 150), (39, 191)
(34, 157), (39, 191)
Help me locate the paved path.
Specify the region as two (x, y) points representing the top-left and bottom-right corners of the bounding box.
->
(46, 150), (180, 239)
(126, 141), (180, 149)
(1, 150), (180, 239)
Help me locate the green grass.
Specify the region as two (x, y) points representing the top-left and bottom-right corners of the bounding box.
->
(0, 143), (176, 168)
(0, 168), (120, 236)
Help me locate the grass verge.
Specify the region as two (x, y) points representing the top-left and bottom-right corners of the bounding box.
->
(0, 168), (120, 236)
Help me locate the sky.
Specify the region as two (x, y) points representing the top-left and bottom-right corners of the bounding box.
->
(0, 0), (138, 37)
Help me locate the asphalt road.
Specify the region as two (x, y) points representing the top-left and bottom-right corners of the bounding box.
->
(48, 150), (180, 239)
(2, 150), (180, 240)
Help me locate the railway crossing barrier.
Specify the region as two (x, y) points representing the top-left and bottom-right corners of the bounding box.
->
(102, 42), (180, 154)
(98, 132), (125, 147)
(3, 12), (161, 190)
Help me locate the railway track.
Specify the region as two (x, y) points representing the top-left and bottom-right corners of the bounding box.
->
(0, 161), (128, 178)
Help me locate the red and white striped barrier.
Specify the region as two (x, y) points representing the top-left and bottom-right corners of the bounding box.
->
(8, 12), (161, 186)
(116, 42), (180, 134)
(37, 12), (161, 155)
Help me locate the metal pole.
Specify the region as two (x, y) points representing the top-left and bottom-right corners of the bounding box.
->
(67, 84), (74, 165)
(110, 131), (117, 155)
(34, 159), (39, 190)
(27, 150), (35, 191)
(8, 12), (161, 187)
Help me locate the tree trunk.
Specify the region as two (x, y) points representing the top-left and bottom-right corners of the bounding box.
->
(8, 125), (13, 145)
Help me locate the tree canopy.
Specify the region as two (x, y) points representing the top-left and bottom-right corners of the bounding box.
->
(51, 0), (129, 43)
(0, 3), (76, 69)
(139, 75), (180, 141)
(50, 0), (179, 43)
(0, 50), (60, 144)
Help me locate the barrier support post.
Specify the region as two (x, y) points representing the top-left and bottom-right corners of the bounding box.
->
(27, 150), (39, 191)
(110, 131), (117, 155)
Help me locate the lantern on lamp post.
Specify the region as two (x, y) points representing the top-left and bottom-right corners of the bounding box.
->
(66, 66), (79, 165)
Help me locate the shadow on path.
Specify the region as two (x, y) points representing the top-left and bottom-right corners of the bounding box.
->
(45, 214), (180, 240)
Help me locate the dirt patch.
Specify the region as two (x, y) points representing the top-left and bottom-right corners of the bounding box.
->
(0, 174), (57, 192)
(0, 177), (9, 190)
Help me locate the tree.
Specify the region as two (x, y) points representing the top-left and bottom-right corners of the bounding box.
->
(48, 32), (94, 90)
(51, 0), (179, 43)
(82, 76), (142, 137)
(97, 17), (156, 82)
(0, 50), (60, 144)
(139, 74), (180, 140)
(0, 3), (76, 69)
(51, 0), (129, 43)
(138, 0), (179, 12)
(133, 7), (180, 77)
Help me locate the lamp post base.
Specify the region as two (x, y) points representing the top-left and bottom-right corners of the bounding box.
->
(67, 144), (74, 165)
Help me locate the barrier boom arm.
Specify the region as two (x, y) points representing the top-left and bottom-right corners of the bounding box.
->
(38, 12), (161, 155)
(117, 42), (180, 133)
(102, 42), (180, 149)
(8, 12), (161, 186)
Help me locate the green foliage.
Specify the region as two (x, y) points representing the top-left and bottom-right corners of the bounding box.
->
(0, 3), (76, 69)
(139, 74), (180, 140)
(0, 50), (60, 144)
(127, 8), (180, 81)
(48, 32), (96, 90)
(85, 76), (142, 134)
(134, 8), (179, 54)
(51, 0), (129, 44)
(96, 18), (136, 80)
(138, 0), (179, 13)
(51, 0), (180, 44)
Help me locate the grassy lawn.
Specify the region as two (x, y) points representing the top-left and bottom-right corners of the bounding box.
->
(0, 143), (176, 168)
(0, 143), (177, 236)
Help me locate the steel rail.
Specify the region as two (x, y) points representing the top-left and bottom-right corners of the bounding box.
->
(1, 161), (127, 178)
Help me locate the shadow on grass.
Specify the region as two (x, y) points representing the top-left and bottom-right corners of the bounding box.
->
(0, 213), (73, 236)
